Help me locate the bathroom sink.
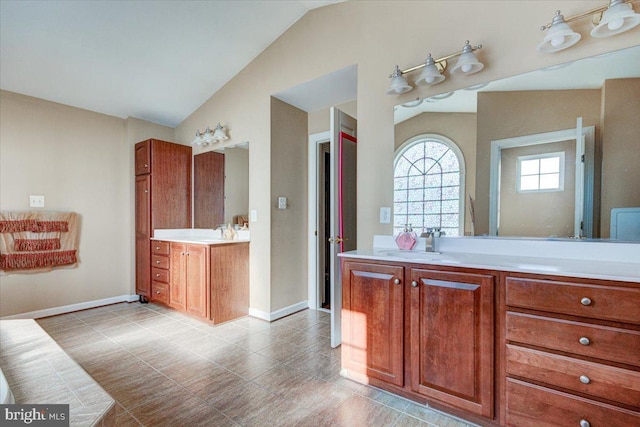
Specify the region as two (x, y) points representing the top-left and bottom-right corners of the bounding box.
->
(378, 249), (451, 261)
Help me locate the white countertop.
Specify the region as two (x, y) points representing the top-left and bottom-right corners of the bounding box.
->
(339, 236), (640, 283)
(152, 228), (250, 245)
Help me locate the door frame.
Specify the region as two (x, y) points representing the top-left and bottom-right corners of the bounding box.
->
(308, 131), (331, 312)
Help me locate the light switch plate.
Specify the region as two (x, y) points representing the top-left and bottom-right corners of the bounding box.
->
(380, 207), (391, 224)
(278, 197), (287, 210)
(30, 195), (45, 208)
(250, 209), (257, 222)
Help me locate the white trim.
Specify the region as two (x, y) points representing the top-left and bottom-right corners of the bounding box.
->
(308, 131), (331, 312)
(0, 294), (140, 320)
(248, 300), (309, 322)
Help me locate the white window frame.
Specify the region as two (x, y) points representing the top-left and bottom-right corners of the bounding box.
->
(516, 151), (565, 193)
(393, 134), (465, 236)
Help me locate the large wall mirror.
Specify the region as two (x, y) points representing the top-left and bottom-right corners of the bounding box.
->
(194, 144), (249, 229)
(394, 45), (640, 241)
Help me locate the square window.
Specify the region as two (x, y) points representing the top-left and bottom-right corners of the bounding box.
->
(517, 152), (564, 193)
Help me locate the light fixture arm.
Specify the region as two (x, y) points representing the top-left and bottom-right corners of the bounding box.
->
(398, 41), (483, 75)
(540, 0), (637, 30)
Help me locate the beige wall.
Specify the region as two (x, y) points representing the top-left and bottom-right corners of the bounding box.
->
(223, 147), (249, 224)
(0, 92), (125, 316)
(600, 78), (640, 238)
(174, 1), (636, 316)
(270, 98), (308, 311)
(395, 112), (477, 235)
(308, 100), (358, 135)
(475, 89), (601, 235)
(499, 141), (576, 237)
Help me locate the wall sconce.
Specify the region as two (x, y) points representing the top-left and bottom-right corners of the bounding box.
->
(386, 41), (484, 95)
(191, 123), (229, 146)
(538, 0), (640, 53)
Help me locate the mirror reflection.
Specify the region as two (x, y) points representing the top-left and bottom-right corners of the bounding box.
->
(194, 145), (249, 229)
(394, 45), (640, 241)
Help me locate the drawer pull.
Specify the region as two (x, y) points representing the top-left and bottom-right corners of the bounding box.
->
(155, 273), (160, 277)
(579, 336), (590, 346)
(580, 297), (592, 306)
(411, 281), (418, 287)
(579, 375), (591, 384)
(155, 246), (160, 250)
(580, 420), (590, 427)
(155, 260), (160, 264)
(156, 291), (161, 294)
(394, 278), (401, 285)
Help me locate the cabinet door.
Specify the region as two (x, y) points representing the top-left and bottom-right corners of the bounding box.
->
(194, 151), (225, 228)
(169, 243), (187, 311)
(134, 140), (151, 175)
(342, 261), (404, 387)
(135, 175), (151, 296)
(186, 244), (209, 318)
(409, 268), (494, 418)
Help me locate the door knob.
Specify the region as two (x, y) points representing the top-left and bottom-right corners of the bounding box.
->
(328, 237), (344, 244)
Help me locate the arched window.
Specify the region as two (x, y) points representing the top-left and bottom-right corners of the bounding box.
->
(394, 135), (465, 237)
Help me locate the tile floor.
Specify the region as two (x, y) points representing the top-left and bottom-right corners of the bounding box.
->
(35, 302), (478, 427)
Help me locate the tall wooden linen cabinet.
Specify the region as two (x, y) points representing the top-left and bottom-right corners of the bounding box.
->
(134, 139), (192, 301)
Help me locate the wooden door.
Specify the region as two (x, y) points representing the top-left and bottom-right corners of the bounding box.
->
(186, 244), (209, 318)
(135, 175), (151, 296)
(134, 140), (151, 175)
(342, 261), (404, 387)
(194, 151), (225, 228)
(169, 243), (187, 311)
(329, 107), (357, 348)
(409, 268), (495, 418)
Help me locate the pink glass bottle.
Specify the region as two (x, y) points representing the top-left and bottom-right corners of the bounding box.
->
(395, 224), (417, 250)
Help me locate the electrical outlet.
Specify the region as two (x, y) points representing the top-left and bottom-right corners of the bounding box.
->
(380, 207), (391, 224)
(30, 195), (45, 208)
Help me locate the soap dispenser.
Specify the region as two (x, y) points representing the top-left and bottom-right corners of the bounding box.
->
(395, 224), (418, 250)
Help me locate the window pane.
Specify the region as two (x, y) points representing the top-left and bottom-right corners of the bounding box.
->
(442, 172), (459, 186)
(424, 141), (448, 160)
(540, 156), (560, 174)
(394, 158), (411, 177)
(424, 214), (441, 228)
(408, 189), (423, 202)
(442, 214), (459, 228)
(403, 145), (425, 165)
(394, 190), (407, 202)
(408, 202), (423, 214)
(442, 186), (459, 200)
(424, 201), (441, 214)
(520, 175), (539, 190)
(539, 173), (560, 189)
(442, 200), (459, 213)
(520, 159), (539, 175)
(408, 176), (424, 189)
(394, 177), (407, 190)
(440, 150), (459, 171)
(394, 203), (407, 215)
(425, 173), (442, 188)
(424, 187), (441, 200)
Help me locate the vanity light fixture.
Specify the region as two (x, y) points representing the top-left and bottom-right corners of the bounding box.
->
(538, 0), (640, 53)
(386, 41), (484, 95)
(191, 123), (229, 146)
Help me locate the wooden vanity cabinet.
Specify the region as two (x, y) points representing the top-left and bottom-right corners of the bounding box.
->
(409, 268), (495, 418)
(502, 274), (640, 426)
(342, 261), (405, 387)
(134, 139), (191, 300)
(150, 241), (170, 305)
(341, 259), (496, 420)
(170, 243), (209, 319)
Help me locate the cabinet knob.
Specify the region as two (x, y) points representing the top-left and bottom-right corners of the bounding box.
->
(579, 336), (590, 346)
(155, 246), (160, 250)
(156, 291), (161, 294)
(155, 273), (160, 277)
(581, 297), (592, 306)
(393, 278), (401, 285)
(411, 281), (418, 287)
(144, 164), (148, 168)
(579, 375), (590, 384)
(144, 190), (149, 193)
(580, 420), (590, 427)
(155, 260), (160, 264)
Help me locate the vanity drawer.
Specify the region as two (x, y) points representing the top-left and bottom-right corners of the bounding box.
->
(505, 277), (640, 325)
(151, 241), (170, 255)
(506, 344), (640, 408)
(152, 267), (169, 283)
(151, 281), (169, 305)
(151, 254), (169, 269)
(506, 378), (640, 427)
(506, 312), (640, 367)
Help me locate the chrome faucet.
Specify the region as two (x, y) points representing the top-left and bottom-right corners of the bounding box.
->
(422, 227), (443, 252)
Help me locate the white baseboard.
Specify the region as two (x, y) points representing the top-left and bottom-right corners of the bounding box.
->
(0, 294), (140, 320)
(248, 300), (308, 322)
